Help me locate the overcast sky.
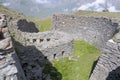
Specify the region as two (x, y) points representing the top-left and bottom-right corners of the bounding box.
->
(0, 0), (120, 18)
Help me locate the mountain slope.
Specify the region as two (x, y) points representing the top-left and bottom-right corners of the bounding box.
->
(1, 0), (120, 18)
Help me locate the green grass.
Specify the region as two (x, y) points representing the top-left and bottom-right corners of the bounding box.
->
(74, 11), (120, 18)
(39, 18), (51, 32)
(50, 40), (101, 80)
(29, 17), (52, 32)
(74, 11), (120, 22)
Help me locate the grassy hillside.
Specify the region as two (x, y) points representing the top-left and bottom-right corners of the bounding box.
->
(0, 5), (52, 32)
(0, 5), (25, 18)
(74, 11), (120, 17)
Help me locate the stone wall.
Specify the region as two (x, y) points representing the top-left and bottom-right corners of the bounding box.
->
(24, 31), (73, 60)
(0, 14), (26, 80)
(7, 14), (73, 61)
(52, 14), (118, 48)
(90, 40), (120, 80)
(13, 30), (73, 80)
(12, 30), (73, 61)
(7, 16), (73, 80)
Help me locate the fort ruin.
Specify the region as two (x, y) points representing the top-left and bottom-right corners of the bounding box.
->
(5, 14), (74, 79)
(0, 12), (120, 80)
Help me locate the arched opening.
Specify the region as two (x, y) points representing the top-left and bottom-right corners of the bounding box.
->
(40, 39), (44, 42)
(54, 54), (56, 59)
(33, 39), (36, 43)
(62, 51), (65, 56)
(44, 56), (47, 59)
(47, 38), (50, 41)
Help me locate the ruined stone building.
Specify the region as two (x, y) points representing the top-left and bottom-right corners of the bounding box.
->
(0, 11), (120, 80)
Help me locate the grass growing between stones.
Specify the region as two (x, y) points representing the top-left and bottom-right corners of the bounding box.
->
(51, 40), (101, 80)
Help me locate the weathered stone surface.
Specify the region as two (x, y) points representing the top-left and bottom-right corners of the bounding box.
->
(0, 14), (7, 28)
(52, 14), (118, 48)
(25, 31), (73, 60)
(14, 31), (73, 80)
(90, 40), (120, 80)
(0, 14), (26, 80)
(113, 31), (120, 43)
(0, 65), (17, 76)
(5, 13), (73, 79)
(2, 27), (11, 38)
(0, 38), (12, 50)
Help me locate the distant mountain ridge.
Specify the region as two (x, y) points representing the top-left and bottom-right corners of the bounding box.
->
(0, 0), (120, 18)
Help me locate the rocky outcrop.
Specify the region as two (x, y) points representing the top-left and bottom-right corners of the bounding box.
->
(52, 14), (118, 48)
(90, 40), (120, 80)
(0, 14), (26, 80)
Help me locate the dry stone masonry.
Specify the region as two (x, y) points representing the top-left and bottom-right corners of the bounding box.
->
(2, 11), (120, 80)
(52, 14), (120, 80)
(52, 14), (118, 48)
(90, 40), (120, 80)
(16, 31), (73, 80)
(0, 14), (26, 80)
(6, 13), (73, 80)
(89, 30), (120, 80)
(24, 31), (73, 61)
